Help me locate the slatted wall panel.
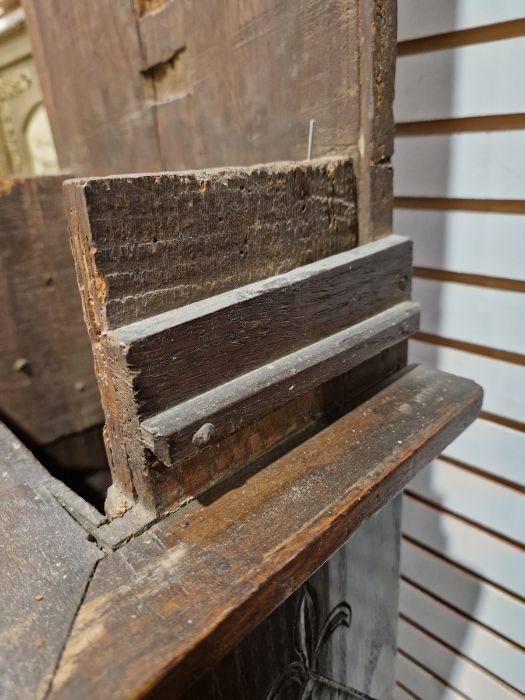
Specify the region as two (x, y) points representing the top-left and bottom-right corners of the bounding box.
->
(393, 2), (525, 698)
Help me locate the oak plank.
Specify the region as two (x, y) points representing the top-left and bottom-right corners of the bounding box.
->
(64, 158), (358, 329)
(141, 300), (419, 465)
(26, 0), (396, 240)
(49, 365), (482, 699)
(112, 234), (412, 418)
(0, 422), (103, 700)
(64, 158), (366, 512)
(0, 176), (102, 445)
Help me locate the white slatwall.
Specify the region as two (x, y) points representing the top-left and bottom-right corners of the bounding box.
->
(394, 3), (525, 698)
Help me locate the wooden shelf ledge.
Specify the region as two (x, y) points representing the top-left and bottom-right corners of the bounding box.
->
(49, 364), (482, 700)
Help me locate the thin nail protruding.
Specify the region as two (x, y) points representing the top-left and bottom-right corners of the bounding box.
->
(307, 119), (315, 160)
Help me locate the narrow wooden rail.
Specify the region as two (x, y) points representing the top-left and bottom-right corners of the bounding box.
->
(49, 364), (482, 700)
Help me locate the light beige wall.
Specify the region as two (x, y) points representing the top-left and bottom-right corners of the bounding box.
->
(393, 2), (525, 698)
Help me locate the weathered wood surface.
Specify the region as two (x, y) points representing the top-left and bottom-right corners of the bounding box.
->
(0, 421), (103, 700)
(48, 365), (482, 700)
(65, 158), (369, 514)
(113, 235), (412, 418)
(24, 0), (396, 241)
(64, 158), (358, 329)
(184, 497), (403, 700)
(0, 176), (102, 446)
(141, 301), (419, 466)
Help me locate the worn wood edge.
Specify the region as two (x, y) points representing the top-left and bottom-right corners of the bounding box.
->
(357, 0), (397, 242)
(144, 367), (483, 697)
(106, 234), (411, 511)
(0, 421), (105, 698)
(141, 300), (420, 465)
(112, 234), (410, 345)
(63, 180), (138, 507)
(49, 365), (482, 699)
(62, 156), (350, 192)
(62, 157), (359, 514)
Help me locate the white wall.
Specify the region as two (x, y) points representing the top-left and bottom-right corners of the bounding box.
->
(393, 3), (525, 698)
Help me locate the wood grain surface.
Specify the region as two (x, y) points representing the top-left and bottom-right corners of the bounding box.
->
(0, 176), (102, 445)
(64, 158), (358, 329)
(112, 235), (412, 416)
(141, 301), (419, 466)
(48, 364), (482, 700)
(64, 158), (371, 513)
(0, 422), (103, 700)
(24, 0), (396, 241)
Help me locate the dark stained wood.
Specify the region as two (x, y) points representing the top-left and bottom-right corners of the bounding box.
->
(64, 158), (367, 514)
(48, 365), (482, 700)
(183, 497), (403, 700)
(64, 158), (358, 330)
(145, 342), (408, 515)
(141, 301), (419, 466)
(112, 236), (412, 419)
(0, 176), (102, 446)
(24, 0), (397, 241)
(0, 421), (103, 700)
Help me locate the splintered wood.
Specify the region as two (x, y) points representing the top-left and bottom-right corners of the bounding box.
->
(65, 158), (414, 515)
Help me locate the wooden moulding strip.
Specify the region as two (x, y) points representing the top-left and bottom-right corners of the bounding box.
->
(110, 234), (412, 422)
(141, 300), (420, 466)
(49, 364), (483, 699)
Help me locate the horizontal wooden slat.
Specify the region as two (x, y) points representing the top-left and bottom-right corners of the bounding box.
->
(395, 196), (525, 214)
(395, 208), (525, 281)
(408, 459), (525, 544)
(399, 580), (525, 692)
(141, 301), (419, 465)
(396, 652), (465, 700)
(396, 38), (525, 121)
(443, 418), (525, 488)
(398, 0), (525, 41)
(410, 340), (525, 425)
(414, 278), (525, 357)
(398, 619), (521, 700)
(398, 20), (525, 56)
(402, 496), (525, 598)
(114, 235), (412, 419)
(394, 131), (525, 199)
(413, 267), (524, 293)
(401, 538), (525, 646)
(49, 365), (482, 699)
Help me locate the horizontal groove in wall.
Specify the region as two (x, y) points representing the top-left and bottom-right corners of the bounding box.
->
(400, 575), (525, 651)
(395, 197), (525, 214)
(439, 455), (525, 494)
(397, 19), (525, 56)
(414, 331), (525, 367)
(397, 651), (467, 700)
(398, 614), (522, 695)
(395, 680), (418, 699)
(404, 491), (525, 551)
(413, 267), (525, 292)
(480, 410), (525, 434)
(396, 114), (525, 136)
(401, 534), (525, 605)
